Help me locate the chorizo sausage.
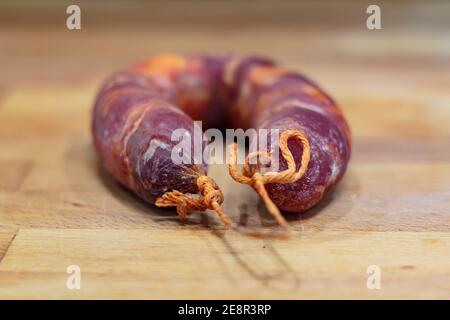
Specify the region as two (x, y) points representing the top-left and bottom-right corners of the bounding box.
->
(92, 54), (351, 237)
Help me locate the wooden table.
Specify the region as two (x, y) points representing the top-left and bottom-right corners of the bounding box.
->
(0, 1), (449, 299)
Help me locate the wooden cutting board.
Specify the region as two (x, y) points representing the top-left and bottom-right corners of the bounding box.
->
(0, 1), (449, 299)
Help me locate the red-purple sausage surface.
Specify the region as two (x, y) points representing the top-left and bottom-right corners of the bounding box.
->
(92, 54), (351, 229)
(224, 58), (351, 212)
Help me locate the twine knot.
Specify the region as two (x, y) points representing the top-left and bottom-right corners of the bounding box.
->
(228, 129), (311, 236)
(197, 175), (224, 207)
(156, 175), (235, 229)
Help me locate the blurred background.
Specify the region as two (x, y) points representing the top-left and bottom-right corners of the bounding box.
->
(0, 0), (449, 299)
(1, 0), (450, 150)
(2, 0), (450, 85)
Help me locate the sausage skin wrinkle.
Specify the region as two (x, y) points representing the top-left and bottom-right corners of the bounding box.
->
(92, 54), (351, 227)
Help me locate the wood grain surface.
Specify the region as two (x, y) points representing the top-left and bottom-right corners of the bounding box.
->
(0, 0), (449, 299)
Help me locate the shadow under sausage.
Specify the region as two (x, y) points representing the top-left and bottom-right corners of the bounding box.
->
(210, 178), (355, 292)
(210, 228), (301, 291)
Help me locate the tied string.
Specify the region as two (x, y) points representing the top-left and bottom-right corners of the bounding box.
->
(155, 175), (288, 238)
(228, 129), (311, 238)
(155, 175), (237, 230)
(155, 129), (310, 239)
